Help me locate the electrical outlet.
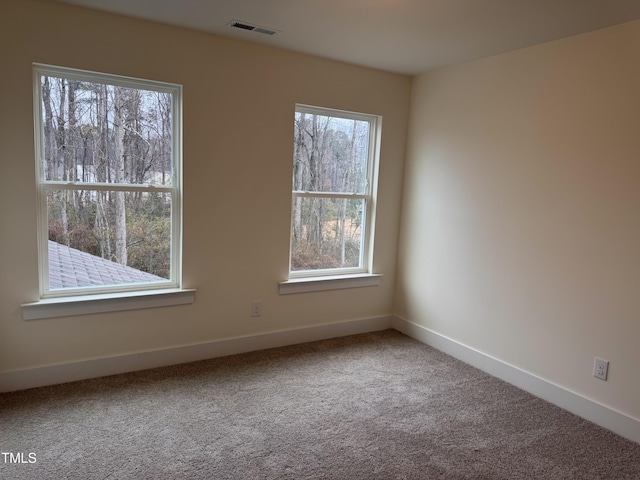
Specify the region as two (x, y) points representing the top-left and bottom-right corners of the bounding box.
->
(251, 302), (262, 317)
(593, 357), (609, 381)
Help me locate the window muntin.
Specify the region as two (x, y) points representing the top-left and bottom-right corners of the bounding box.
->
(290, 105), (380, 277)
(33, 64), (182, 297)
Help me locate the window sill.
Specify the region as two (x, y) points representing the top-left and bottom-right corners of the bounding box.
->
(279, 273), (382, 295)
(21, 288), (196, 320)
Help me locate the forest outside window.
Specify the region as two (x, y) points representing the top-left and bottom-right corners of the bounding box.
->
(289, 105), (381, 280)
(33, 64), (183, 299)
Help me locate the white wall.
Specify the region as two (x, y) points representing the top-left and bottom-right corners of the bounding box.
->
(0, 0), (410, 375)
(3, 0), (638, 431)
(396, 20), (640, 421)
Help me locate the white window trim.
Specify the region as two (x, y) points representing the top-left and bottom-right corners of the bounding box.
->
(288, 104), (382, 284)
(33, 64), (183, 299)
(22, 288), (196, 320)
(279, 273), (382, 295)
(25, 64), (193, 317)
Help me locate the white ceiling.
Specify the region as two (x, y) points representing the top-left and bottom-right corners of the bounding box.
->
(52, 0), (640, 75)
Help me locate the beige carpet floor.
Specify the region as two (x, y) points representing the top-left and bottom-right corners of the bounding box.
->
(1, 330), (639, 479)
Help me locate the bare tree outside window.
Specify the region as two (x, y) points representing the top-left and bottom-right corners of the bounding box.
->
(290, 105), (380, 276)
(34, 65), (181, 295)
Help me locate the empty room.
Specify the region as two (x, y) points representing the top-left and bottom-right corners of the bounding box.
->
(1, 0), (639, 477)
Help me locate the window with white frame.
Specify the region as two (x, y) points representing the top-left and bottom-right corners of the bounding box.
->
(33, 64), (182, 298)
(289, 104), (381, 278)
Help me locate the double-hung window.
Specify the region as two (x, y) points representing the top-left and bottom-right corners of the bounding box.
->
(287, 104), (381, 287)
(32, 64), (183, 300)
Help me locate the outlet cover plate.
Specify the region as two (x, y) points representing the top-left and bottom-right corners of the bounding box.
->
(593, 357), (609, 381)
(251, 301), (262, 317)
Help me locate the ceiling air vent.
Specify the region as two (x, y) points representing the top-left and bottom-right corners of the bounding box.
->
(227, 20), (279, 36)
(253, 27), (277, 36)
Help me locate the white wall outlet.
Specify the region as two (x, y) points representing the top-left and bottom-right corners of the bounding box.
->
(593, 357), (609, 381)
(251, 301), (262, 317)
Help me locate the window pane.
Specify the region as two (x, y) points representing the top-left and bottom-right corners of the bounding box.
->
(47, 189), (171, 289)
(290, 197), (365, 271)
(40, 76), (173, 186)
(293, 112), (369, 194)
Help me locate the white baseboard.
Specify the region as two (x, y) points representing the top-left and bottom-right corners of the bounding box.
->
(4, 314), (638, 445)
(392, 316), (640, 445)
(0, 315), (393, 393)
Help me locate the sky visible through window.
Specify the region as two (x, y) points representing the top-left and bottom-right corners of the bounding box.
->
(37, 70), (177, 291)
(291, 109), (372, 272)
